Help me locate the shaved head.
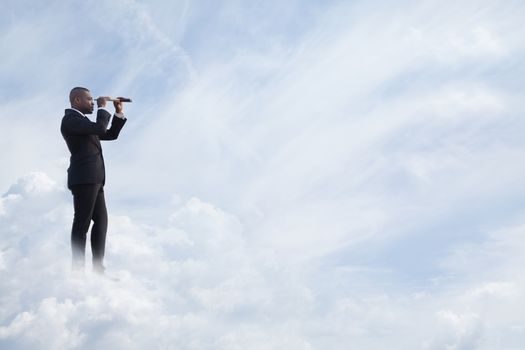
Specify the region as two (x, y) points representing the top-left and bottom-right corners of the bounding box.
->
(69, 87), (90, 104)
(69, 87), (94, 114)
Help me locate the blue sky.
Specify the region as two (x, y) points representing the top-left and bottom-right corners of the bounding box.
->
(1, 0), (525, 349)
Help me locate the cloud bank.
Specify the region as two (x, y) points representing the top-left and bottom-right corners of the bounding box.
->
(1, 172), (524, 349)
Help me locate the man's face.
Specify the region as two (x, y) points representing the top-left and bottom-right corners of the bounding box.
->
(75, 90), (95, 115)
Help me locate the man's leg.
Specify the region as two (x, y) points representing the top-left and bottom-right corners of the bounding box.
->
(91, 186), (108, 273)
(70, 184), (101, 270)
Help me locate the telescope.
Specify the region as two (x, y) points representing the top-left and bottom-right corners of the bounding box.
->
(95, 97), (133, 103)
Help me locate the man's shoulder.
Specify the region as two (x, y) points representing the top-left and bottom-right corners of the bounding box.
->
(64, 108), (84, 118)
(61, 110), (85, 135)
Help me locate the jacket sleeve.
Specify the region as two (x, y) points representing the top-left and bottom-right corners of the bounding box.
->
(61, 109), (111, 136)
(100, 116), (127, 141)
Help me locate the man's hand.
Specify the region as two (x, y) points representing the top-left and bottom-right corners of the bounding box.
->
(114, 97), (124, 114)
(96, 96), (110, 108)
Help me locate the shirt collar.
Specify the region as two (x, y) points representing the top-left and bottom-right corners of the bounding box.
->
(68, 107), (87, 118)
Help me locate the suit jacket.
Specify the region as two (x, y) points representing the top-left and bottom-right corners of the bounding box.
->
(61, 108), (126, 189)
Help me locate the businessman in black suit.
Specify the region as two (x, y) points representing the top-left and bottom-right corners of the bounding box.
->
(61, 87), (126, 275)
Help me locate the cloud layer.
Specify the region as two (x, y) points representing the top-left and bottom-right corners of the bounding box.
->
(1, 172), (524, 349)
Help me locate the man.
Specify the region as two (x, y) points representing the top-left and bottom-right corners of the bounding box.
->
(61, 87), (127, 276)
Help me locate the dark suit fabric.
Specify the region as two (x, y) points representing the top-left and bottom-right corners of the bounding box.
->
(61, 108), (126, 266)
(71, 184), (107, 263)
(61, 109), (126, 189)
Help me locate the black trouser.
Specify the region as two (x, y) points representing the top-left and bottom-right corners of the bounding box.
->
(70, 184), (108, 268)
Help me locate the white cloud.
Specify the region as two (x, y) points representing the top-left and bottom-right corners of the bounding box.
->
(5, 172), (59, 196)
(1, 171), (525, 349)
(425, 310), (482, 350)
(468, 281), (518, 298)
(0, 298), (85, 350)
